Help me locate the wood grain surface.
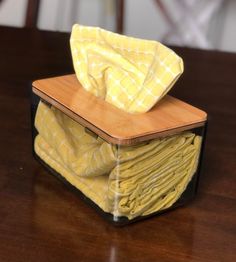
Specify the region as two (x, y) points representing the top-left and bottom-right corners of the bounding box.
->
(0, 26), (235, 262)
(32, 74), (207, 145)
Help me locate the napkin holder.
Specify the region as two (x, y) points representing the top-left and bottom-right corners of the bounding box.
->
(31, 74), (207, 225)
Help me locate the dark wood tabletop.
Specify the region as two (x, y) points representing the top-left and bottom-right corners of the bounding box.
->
(0, 26), (235, 262)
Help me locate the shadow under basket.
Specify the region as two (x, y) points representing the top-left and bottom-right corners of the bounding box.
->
(31, 74), (207, 226)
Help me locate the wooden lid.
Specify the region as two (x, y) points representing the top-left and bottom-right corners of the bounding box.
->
(32, 74), (207, 145)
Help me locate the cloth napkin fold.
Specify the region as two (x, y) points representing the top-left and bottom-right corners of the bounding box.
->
(70, 24), (184, 114)
(34, 102), (201, 219)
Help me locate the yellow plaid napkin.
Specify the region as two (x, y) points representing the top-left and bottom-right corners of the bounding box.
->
(70, 24), (184, 114)
(34, 102), (201, 219)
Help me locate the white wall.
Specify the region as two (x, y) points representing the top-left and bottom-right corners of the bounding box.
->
(219, 0), (236, 52)
(0, 0), (235, 52)
(0, 0), (27, 27)
(125, 0), (167, 40)
(38, 0), (115, 32)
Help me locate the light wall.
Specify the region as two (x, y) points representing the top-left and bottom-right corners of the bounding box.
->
(0, 0), (27, 27)
(0, 0), (235, 52)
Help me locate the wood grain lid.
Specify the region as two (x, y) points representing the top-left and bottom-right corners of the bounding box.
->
(32, 74), (207, 145)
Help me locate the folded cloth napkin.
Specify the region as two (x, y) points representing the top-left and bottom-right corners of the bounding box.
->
(34, 102), (201, 219)
(108, 133), (201, 218)
(70, 24), (184, 114)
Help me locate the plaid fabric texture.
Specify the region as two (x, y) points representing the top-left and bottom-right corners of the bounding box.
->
(70, 24), (184, 114)
(34, 102), (201, 219)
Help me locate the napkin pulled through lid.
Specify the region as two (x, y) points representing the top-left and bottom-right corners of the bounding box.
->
(70, 24), (184, 114)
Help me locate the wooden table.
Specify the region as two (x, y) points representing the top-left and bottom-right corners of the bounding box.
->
(0, 26), (235, 262)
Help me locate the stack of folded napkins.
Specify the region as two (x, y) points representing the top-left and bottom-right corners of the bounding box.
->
(34, 24), (201, 219)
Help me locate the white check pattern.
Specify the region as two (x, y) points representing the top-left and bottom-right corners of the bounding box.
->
(70, 24), (184, 113)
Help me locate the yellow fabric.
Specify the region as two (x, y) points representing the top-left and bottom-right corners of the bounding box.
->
(34, 102), (201, 219)
(70, 24), (184, 114)
(108, 134), (201, 218)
